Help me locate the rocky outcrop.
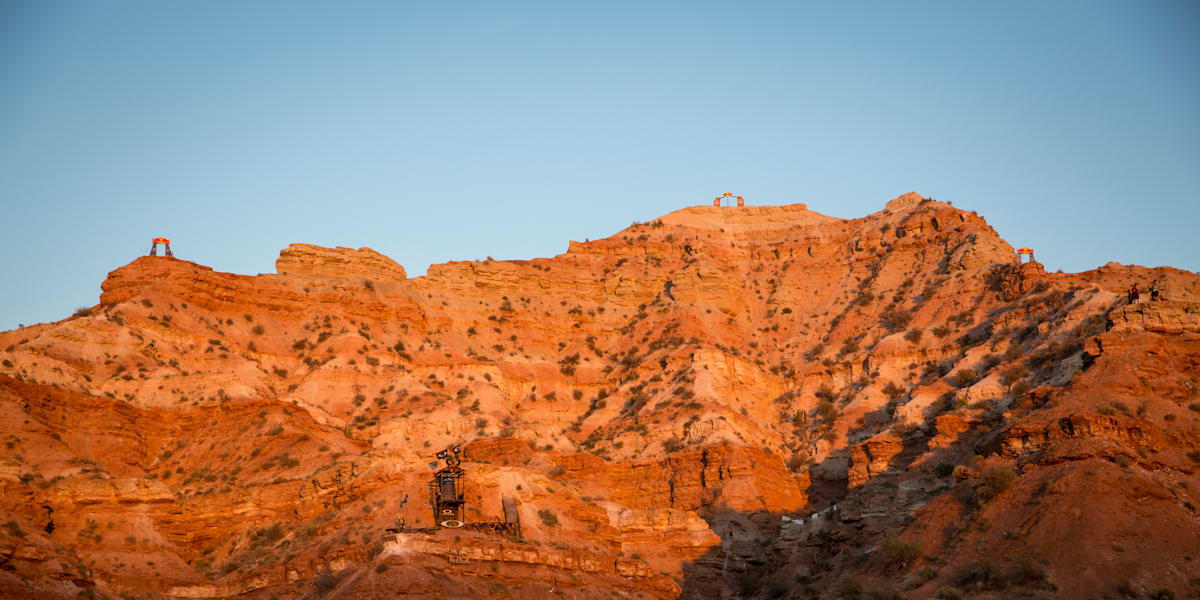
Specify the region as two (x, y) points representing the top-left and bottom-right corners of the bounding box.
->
(1108, 300), (1200, 334)
(847, 432), (903, 487)
(275, 243), (407, 282)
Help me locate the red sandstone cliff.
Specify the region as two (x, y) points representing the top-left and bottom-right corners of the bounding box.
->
(1, 193), (1198, 599)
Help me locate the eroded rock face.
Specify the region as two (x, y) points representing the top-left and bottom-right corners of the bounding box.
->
(1, 193), (1198, 599)
(1109, 300), (1200, 334)
(848, 432), (903, 488)
(275, 243), (407, 282)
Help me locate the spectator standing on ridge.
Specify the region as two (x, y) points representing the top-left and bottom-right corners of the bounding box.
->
(1128, 283), (1140, 304)
(1151, 280), (1160, 301)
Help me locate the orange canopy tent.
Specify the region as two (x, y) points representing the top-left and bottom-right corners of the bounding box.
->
(713, 192), (744, 207)
(149, 237), (173, 257)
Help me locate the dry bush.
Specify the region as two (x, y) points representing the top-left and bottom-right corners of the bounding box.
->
(978, 465), (1017, 501)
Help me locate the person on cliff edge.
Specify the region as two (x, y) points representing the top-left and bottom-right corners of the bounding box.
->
(1128, 283), (1139, 304)
(1151, 280), (1160, 301)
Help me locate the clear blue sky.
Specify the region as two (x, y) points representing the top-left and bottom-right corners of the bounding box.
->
(2, 1), (1198, 330)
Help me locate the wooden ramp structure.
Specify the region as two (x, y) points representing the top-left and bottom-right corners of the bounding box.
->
(384, 446), (522, 542)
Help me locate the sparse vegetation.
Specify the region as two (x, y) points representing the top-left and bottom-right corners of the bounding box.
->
(879, 307), (911, 332)
(882, 381), (906, 400)
(537, 509), (559, 527)
(314, 572), (338, 592)
(4, 520), (25, 539)
(947, 368), (978, 389)
(881, 537), (921, 571)
(934, 587), (963, 600)
(978, 465), (1017, 501)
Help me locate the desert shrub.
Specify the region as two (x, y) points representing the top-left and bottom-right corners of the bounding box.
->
(1187, 450), (1200, 464)
(933, 587), (963, 600)
(879, 307), (911, 332)
(375, 562), (389, 573)
(314, 572), (338, 592)
(1148, 587), (1176, 600)
(904, 328), (922, 343)
(786, 453), (807, 473)
(958, 321), (994, 348)
(1114, 580), (1140, 598)
(558, 353), (580, 376)
(1007, 558), (1053, 590)
(935, 359), (956, 377)
(854, 582), (903, 600)
(935, 463), (955, 478)
(882, 382), (905, 400)
(537, 509), (559, 527)
(978, 465), (1017, 501)
(250, 522), (284, 547)
(836, 576), (864, 598)
(4, 521), (25, 539)
(977, 353), (1001, 372)
(221, 557), (244, 574)
(73, 306), (92, 317)
(905, 566), (938, 590)
(663, 437), (684, 453)
(932, 325), (951, 338)
(1001, 365), (1028, 386)
(881, 538), (921, 571)
(951, 560), (1009, 591)
(817, 400), (836, 419)
(252, 325), (265, 335)
(947, 368), (978, 389)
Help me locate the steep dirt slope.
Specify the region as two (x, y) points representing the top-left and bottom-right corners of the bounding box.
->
(1, 193), (1198, 600)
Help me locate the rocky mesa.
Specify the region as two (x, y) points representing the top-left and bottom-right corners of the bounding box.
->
(1, 193), (1199, 599)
